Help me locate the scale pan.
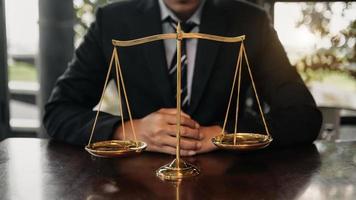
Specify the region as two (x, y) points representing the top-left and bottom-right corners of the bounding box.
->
(212, 133), (272, 151)
(85, 140), (147, 158)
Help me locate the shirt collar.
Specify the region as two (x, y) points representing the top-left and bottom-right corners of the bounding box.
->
(158, 0), (205, 25)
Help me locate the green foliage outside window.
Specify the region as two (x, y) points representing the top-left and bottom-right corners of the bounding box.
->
(74, 0), (108, 46)
(8, 61), (37, 82)
(296, 2), (355, 84)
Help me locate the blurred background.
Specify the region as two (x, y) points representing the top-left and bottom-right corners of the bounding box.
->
(0, 0), (355, 140)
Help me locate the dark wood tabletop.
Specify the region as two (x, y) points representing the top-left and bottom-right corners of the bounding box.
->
(0, 138), (355, 200)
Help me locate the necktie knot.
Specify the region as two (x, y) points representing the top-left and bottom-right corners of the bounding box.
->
(166, 17), (197, 33)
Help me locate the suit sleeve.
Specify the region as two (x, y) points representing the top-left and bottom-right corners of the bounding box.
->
(43, 8), (121, 146)
(245, 12), (322, 147)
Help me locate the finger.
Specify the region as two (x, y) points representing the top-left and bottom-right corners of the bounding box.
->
(164, 114), (199, 129)
(180, 138), (201, 150)
(159, 145), (176, 155)
(166, 125), (201, 140)
(158, 108), (191, 119)
(181, 149), (196, 156)
(160, 135), (200, 151)
(180, 116), (200, 129)
(181, 126), (202, 140)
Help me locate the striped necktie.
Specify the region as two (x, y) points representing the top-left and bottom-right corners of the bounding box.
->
(167, 18), (197, 111)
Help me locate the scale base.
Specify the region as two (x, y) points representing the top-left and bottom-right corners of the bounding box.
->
(156, 159), (199, 181)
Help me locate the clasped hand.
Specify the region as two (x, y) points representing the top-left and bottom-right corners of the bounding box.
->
(113, 108), (221, 156)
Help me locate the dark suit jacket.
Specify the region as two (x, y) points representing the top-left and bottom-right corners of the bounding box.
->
(44, 0), (322, 147)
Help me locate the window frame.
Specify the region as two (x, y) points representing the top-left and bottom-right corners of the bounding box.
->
(0, 0), (10, 140)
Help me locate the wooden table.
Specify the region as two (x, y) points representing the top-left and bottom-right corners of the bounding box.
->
(0, 138), (355, 200)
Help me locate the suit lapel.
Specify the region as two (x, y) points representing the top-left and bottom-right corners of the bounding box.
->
(134, 0), (228, 111)
(189, 1), (227, 114)
(135, 0), (174, 107)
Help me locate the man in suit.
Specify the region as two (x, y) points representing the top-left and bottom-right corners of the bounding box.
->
(44, 0), (322, 156)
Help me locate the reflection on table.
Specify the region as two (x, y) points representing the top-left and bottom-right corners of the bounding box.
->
(0, 138), (355, 200)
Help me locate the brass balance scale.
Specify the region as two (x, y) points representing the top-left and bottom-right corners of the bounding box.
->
(85, 23), (273, 181)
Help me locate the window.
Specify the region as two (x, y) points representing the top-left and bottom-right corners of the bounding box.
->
(5, 0), (40, 134)
(274, 2), (356, 109)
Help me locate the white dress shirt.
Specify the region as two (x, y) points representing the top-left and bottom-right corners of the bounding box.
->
(158, 0), (206, 104)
